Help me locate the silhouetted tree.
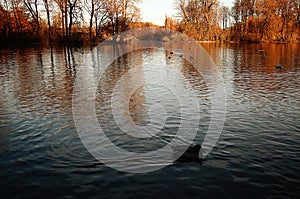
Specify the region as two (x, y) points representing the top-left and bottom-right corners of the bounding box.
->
(23, 0), (40, 38)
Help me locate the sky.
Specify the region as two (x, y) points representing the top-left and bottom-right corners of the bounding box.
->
(141, 0), (234, 26)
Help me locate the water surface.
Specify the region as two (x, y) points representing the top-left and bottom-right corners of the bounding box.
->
(0, 43), (300, 198)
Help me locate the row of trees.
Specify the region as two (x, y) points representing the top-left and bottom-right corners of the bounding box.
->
(1, 0), (299, 44)
(0, 0), (141, 44)
(174, 0), (223, 40)
(231, 0), (300, 42)
(174, 0), (300, 42)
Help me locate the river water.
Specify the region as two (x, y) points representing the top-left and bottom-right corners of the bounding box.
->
(0, 43), (299, 198)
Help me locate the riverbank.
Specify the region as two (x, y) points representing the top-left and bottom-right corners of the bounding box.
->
(1, 36), (300, 49)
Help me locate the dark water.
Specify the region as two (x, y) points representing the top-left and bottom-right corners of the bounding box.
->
(0, 43), (300, 198)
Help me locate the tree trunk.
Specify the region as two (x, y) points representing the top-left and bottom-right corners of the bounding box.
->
(44, 0), (51, 43)
(89, 0), (95, 41)
(65, 0), (69, 41)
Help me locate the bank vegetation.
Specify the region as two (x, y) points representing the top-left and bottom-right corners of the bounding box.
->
(0, 0), (299, 45)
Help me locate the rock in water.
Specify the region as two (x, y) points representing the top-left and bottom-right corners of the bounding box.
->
(173, 144), (203, 163)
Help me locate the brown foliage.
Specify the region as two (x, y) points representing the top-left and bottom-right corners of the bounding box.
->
(231, 0), (300, 42)
(0, 0), (141, 45)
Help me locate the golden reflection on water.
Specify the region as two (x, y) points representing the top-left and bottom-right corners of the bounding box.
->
(0, 47), (81, 119)
(0, 43), (299, 135)
(95, 47), (147, 124)
(1, 44), (299, 117)
(201, 43), (300, 73)
(0, 42), (299, 198)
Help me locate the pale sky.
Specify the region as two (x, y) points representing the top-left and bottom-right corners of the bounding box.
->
(141, 0), (234, 26)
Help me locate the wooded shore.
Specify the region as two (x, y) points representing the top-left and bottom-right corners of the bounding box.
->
(1, 0), (299, 46)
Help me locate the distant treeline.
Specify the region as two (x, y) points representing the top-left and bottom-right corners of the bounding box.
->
(1, 0), (299, 45)
(0, 0), (146, 45)
(170, 0), (300, 42)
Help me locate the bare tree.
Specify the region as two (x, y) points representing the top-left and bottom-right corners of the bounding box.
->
(103, 0), (140, 36)
(220, 6), (230, 29)
(84, 0), (95, 40)
(43, 0), (52, 43)
(94, 1), (108, 38)
(53, 0), (81, 41)
(67, 0), (82, 41)
(175, 0), (220, 40)
(53, 0), (66, 39)
(23, 0), (40, 38)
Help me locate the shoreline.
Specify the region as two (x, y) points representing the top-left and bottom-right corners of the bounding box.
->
(198, 40), (300, 44)
(1, 39), (300, 49)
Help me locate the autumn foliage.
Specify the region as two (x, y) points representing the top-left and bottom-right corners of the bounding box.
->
(0, 0), (299, 45)
(0, 0), (142, 45)
(174, 0), (300, 42)
(231, 0), (300, 42)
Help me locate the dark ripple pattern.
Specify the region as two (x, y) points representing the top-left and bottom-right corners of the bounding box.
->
(0, 44), (300, 198)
